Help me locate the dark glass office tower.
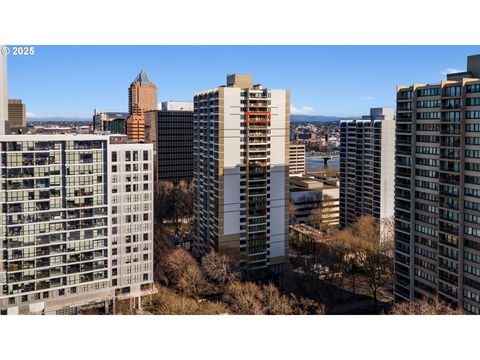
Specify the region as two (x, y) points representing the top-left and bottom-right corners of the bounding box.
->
(145, 102), (194, 183)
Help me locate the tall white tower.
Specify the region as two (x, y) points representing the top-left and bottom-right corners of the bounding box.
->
(193, 74), (290, 271)
(0, 49), (7, 135)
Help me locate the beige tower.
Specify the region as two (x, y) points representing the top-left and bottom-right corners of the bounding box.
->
(8, 99), (26, 129)
(193, 74), (290, 271)
(394, 54), (480, 314)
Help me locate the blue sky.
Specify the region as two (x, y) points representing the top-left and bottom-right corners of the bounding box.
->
(6, 45), (480, 118)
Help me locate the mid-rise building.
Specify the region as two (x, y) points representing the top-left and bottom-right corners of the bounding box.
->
(290, 176), (340, 229)
(126, 70), (157, 142)
(339, 107), (395, 231)
(290, 175), (339, 226)
(193, 74), (290, 271)
(93, 110), (129, 134)
(289, 144), (305, 175)
(0, 134), (154, 314)
(394, 54), (480, 314)
(8, 99), (26, 130)
(144, 101), (194, 183)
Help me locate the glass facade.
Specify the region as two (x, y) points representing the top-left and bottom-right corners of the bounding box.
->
(0, 139), (109, 308)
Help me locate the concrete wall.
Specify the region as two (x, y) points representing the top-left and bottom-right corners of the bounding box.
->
(380, 113), (396, 221)
(222, 88), (243, 236)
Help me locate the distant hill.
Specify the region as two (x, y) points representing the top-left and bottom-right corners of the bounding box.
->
(291, 115), (359, 123)
(27, 117), (91, 123)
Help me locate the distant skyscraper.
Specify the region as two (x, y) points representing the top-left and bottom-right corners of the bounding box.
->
(126, 70), (157, 142)
(339, 107), (395, 231)
(93, 110), (129, 134)
(394, 54), (480, 314)
(0, 51), (8, 135)
(193, 74), (290, 271)
(0, 135), (154, 314)
(289, 144), (305, 176)
(8, 99), (27, 130)
(144, 101), (194, 183)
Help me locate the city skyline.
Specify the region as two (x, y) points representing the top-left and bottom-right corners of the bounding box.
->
(6, 45), (480, 119)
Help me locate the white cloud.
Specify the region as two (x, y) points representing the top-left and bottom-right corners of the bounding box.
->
(360, 96), (374, 101)
(442, 68), (464, 75)
(291, 104), (314, 115)
(26, 112), (36, 118)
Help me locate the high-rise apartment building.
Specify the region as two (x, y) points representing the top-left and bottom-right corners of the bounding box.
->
(109, 136), (154, 307)
(394, 54), (480, 314)
(144, 101), (194, 183)
(8, 99), (27, 130)
(126, 70), (157, 142)
(0, 51), (8, 135)
(193, 74), (290, 271)
(289, 144), (305, 176)
(0, 134), (154, 314)
(339, 108), (395, 231)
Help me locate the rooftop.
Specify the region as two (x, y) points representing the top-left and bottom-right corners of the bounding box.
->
(131, 70), (154, 86)
(290, 175), (339, 190)
(290, 224), (331, 243)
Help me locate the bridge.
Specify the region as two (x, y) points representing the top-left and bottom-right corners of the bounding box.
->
(306, 150), (340, 166)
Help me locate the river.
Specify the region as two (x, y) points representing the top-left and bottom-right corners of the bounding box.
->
(305, 157), (340, 171)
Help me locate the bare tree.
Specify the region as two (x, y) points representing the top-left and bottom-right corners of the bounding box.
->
(114, 298), (137, 315)
(223, 281), (265, 315)
(196, 300), (230, 315)
(381, 215), (395, 244)
(154, 180), (175, 225)
(288, 201), (297, 225)
(201, 251), (239, 293)
(341, 216), (393, 312)
(362, 240), (392, 313)
(350, 215), (380, 245)
(173, 180), (195, 233)
(164, 248), (210, 299)
(153, 227), (174, 284)
(306, 206), (324, 230)
(306, 194), (336, 234)
(291, 295), (326, 315)
(334, 229), (363, 297)
(143, 285), (229, 315)
(263, 283), (294, 315)
(143, 285), (198, 315)
(390, 298), (463, 315)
